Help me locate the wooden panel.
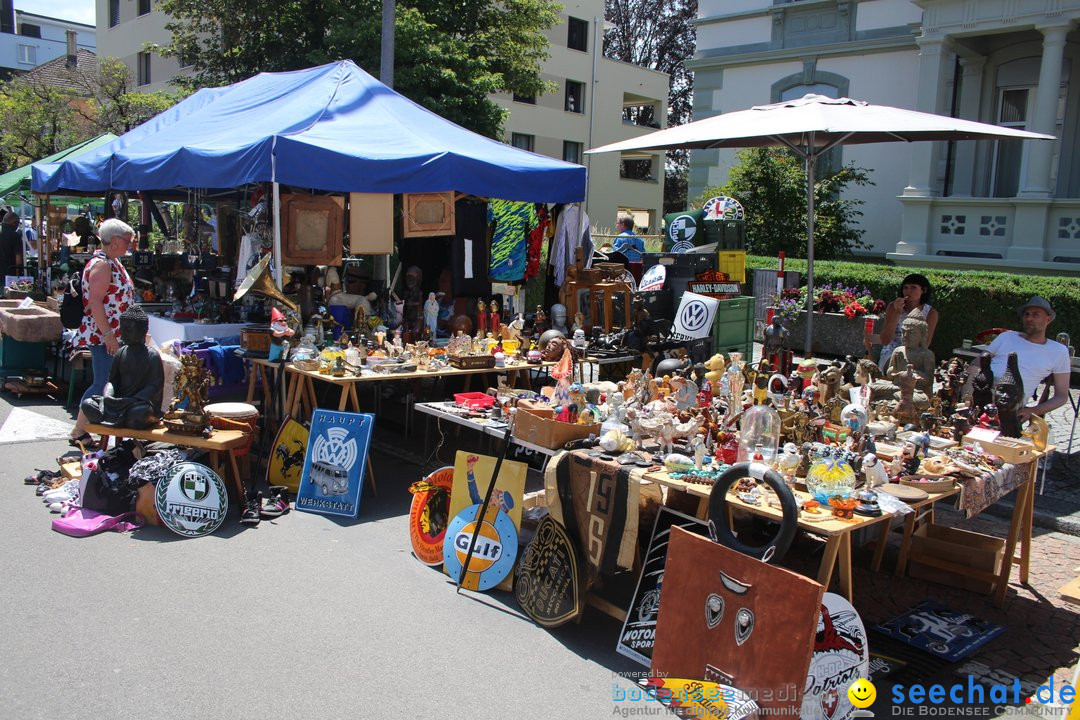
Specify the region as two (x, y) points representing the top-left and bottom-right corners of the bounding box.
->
(349, 193), (393, 255)
(651, 527), (823, 717)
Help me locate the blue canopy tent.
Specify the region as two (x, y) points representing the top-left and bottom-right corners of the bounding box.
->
(31, 60), (586, 203)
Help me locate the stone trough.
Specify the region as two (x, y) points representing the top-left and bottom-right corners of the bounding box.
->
(0, 304), (63, 343)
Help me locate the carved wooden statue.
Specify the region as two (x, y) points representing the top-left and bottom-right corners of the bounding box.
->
(994, 352), (1025, 438)
(970, 352), (994, 414)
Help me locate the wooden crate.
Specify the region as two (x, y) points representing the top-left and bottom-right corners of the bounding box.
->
(908, 524), (1004, 594)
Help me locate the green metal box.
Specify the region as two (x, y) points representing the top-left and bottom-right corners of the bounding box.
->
(712, 295), (755, 362)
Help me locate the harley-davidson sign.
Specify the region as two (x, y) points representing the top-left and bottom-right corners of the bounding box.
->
(688, 270), (742, 298)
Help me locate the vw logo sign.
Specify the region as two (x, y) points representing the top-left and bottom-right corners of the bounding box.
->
(680, 299), (710, 333)
(156, 462), (228, 538)
(667, 214), (697, 245)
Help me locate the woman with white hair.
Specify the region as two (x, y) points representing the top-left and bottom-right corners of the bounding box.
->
(69, 218), (136, 446)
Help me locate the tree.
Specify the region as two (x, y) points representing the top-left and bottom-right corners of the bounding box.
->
(0, 57), (181, 173)
(0, 76), (87, 172)
(156, 0), (561, 138)
(77, 57), (185, 135)
(699, 147), (874, 259)
(604, 0), (696, 214)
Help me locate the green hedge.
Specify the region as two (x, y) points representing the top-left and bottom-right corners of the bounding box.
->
(745, 255), (1080, 357)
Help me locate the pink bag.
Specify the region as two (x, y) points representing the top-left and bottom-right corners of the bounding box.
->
(52, 507), (141, 537)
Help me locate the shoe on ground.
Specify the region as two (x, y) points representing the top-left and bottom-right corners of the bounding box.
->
(260, 486), (290, 519)
(240, 492), (262, 527)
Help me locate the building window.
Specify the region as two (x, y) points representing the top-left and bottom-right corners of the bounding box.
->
(109, 0), (121, 27)
(511, 133), (534, 152)
(620, 155), (656, 182)
(17, 44), (36, 65)
(565, 80), (585, 114)
(513, 92), (536, 104)
(178, 50), (194, 69)
(19, 23), (41, 38)
(567, 17), (588, 52)
(137, 52), (151, 86)
(991, 87), (1030, 198)
(138, 0), (152, 16)
(563, 141), (582, 165)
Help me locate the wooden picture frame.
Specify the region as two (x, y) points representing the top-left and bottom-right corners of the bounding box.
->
(402, 192), (455, 237)
(280, 193), (344, 266)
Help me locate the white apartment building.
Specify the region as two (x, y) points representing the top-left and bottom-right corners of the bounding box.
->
(690, 0), (1080, 271)
(96, 0), (667, 233)
(95, 0), (184, 91)
(0, 3), (95, 78)
(491, 1), (669, 234)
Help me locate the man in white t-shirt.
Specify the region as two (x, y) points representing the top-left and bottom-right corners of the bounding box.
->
(984, 296), (1071, 420)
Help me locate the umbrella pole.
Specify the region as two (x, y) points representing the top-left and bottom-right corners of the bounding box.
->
(804, 137), (816, 355)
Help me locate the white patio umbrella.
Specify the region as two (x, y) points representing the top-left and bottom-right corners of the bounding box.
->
(587, 94), (1055, 353)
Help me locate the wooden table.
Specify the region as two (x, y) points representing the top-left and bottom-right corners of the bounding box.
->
(85, 422), (251, 502)
(992, 452), (1047, 606)
(243, 356), (283, 410)
(413, 401), (559, 470)
(643, 469), (961, 603)
(283, 361), (552, 422)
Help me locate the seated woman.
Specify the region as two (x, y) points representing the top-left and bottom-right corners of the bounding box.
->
(869, 273), (939, 372)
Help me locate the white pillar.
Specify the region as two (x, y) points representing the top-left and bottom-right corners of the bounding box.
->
(896, 35), (951, 256)
(950, 55), (985, 197)
(1018, 23), (1071, 198)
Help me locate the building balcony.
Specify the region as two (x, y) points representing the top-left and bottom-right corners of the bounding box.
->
(890, 195), (1080, 271)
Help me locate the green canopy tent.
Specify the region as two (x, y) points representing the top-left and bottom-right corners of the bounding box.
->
(0, 133), (118, 201)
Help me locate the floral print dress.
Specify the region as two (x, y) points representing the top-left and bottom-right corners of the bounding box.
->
(75, 250), (135, 348)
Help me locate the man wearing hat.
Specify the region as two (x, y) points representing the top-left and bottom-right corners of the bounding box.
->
(984, 296), (1071, 419)
(0, 211), (22, 280)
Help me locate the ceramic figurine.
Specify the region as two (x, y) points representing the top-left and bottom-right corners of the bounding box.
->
(423, 292), (439, 339)
(861, 453), (889, 489)
(489, 299), (501, 336)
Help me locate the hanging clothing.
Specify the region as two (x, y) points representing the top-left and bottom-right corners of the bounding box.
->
(451, 202), (490, 297)
(487, 199), (537, 282)
(524, 204), (550, 282)
(550, 203), (594, 288)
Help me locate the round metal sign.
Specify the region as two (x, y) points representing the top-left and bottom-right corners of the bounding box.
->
(409, 466), (454, 566)
(442, 503), (518, 592)
(155, 462), (229, 538)
(639, 264), (667, 291)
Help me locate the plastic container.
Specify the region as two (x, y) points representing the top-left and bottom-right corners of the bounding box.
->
(454, 392), (495, 410)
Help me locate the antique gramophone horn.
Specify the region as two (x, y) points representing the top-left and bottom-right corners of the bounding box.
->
(234, 254), (298, 312)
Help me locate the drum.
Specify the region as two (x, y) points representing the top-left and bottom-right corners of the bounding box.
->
(205, 402), (259, 457)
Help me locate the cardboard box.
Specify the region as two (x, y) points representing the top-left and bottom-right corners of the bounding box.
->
(908, 524), (1005, 594)
(513, 406), (599, 449)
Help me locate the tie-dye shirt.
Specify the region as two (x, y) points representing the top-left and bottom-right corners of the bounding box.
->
(487, 199), (537, 282)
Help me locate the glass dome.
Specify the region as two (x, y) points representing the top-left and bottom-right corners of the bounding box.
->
(737, 403), (781, 464)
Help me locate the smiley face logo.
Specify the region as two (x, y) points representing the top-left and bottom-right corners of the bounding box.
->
(848, 678), (876, 709)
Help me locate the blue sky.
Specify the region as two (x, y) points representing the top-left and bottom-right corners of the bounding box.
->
(18, 0), (94, 26)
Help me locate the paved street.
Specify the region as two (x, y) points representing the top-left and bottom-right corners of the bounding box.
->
(1, 375), (1077, 719)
